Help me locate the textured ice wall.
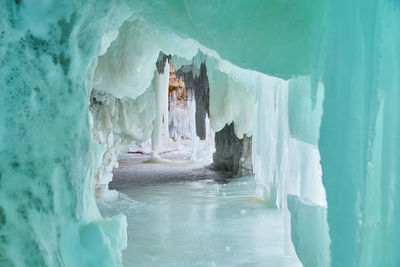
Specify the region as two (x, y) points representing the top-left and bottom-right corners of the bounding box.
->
(89, 88), (155, 200)
(252, 73), (328, 262)
(287, 195), (330, 267)
(255, 75), (325, 207)
(129, 0), (326, 79)
(0, 1), (130, 265)
(320, 1), (400, 266)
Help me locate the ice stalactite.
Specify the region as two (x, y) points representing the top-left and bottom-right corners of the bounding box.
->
(150, 55), (170, 160)
(206, 59), (257, 139)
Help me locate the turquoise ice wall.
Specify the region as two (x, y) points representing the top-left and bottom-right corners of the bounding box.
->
(0, 1), (129, 266)
(133, 0), (325, 79)
(320, 0), (400, 266)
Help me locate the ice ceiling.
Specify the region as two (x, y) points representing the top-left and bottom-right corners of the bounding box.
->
(1, 0), (399, 267)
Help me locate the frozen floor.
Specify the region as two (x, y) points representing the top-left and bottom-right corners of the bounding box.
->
(103, 153), (301, 267)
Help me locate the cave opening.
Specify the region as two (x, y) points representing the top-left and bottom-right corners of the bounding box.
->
(90, 50), (305, 265)
(9, 1), (399, 266)
(83, 12), (331, 264)
(88, 46), (317, 266)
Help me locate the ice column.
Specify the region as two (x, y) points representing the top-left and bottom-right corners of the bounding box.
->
(151, 60), (170, 159)
(190, 92), (198, 161)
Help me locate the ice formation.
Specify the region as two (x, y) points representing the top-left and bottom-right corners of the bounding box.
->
(89, 88), (155, 200)
(287, 195), (330, 267)
(175, 62), (210, 140)
(1, 0), (400, 266)
(150, 55), (170, 160)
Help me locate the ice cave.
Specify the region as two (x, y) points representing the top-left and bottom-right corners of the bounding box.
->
(1, 0), (399, 266)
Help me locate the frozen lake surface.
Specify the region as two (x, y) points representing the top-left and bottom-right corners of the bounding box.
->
(101, 153), (301, 267)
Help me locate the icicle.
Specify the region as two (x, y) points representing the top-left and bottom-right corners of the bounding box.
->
(190, 91), (198, 161)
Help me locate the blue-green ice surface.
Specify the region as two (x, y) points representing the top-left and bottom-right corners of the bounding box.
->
(111, 176), (300, 267)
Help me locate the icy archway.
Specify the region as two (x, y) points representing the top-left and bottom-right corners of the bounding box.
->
(1, 1), (400, 267)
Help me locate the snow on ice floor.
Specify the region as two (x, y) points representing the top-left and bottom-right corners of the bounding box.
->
(103, 153), (301, 267)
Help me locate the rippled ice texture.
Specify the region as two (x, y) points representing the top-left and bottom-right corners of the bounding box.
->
(105, 157), (301, 266)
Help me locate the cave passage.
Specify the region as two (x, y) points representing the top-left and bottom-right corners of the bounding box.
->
(3, 2), (398, 267)
(95, 58), (299, 266)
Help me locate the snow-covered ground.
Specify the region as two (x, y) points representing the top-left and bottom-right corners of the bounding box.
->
(100, 153), (301, 266)
(110, 152), (229, 187)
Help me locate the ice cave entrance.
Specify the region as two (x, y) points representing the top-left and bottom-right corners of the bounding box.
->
(88, 37), (329, 265)
(4, 2), (399, 267)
